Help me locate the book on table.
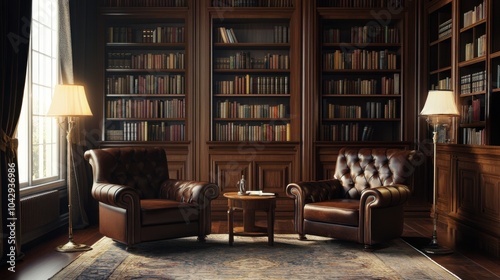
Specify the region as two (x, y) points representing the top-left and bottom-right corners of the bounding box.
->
(246, 190), (275, 196)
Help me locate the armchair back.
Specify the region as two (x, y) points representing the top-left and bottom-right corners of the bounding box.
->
(335, 148), (418, 199)
(88, 147), (170, 199)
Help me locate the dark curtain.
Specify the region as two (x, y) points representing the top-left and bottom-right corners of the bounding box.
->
(68, 0), (99, 227)
(1, 1), (32, 262)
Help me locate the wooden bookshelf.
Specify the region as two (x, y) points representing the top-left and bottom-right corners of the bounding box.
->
(488, 0), (500, 145)
(457, 0), (487, 145)
(316, 3), (405, 142)
(199, 0), (301, 219)
(97, 1), (194, 178)
(99, 2), (191, 144)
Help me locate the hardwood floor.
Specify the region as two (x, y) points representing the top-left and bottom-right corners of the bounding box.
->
(1, 218), (499, 280)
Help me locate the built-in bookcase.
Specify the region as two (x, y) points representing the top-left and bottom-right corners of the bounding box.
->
(204, 0), (301, 219)
(209, 4), (298, 142)
(100, 1), (191, 143)
(317, 1), (404, 142)
(428, 1), (453, 91)
(424, 0), (456, 144)
(457, 0), (486, 145)
(489, 0), (500, 145)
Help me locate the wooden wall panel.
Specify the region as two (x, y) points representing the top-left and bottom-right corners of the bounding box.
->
(481, 174), (500, 222)
(436, 145), (500, 258)
(436, 152), (452, 213)
(208, 144), (299, 219)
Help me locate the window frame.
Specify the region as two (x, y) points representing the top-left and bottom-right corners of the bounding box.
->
(18, 0), (66, 197)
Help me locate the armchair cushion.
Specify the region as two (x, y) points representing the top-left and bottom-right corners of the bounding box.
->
(304, 199), (359, 226)
(140, 199), (199, 226)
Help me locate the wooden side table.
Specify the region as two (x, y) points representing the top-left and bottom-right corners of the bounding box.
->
(223, 192), (276, 246)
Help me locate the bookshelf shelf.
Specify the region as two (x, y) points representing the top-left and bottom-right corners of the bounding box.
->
(458, 56), (486, 66)
(430, 36), (452, 47)
(106, 43), (187, 48)
(323, 118), (400, 122)
(322, 94), (402, 98)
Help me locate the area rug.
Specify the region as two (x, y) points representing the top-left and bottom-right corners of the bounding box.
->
(51, 234), (459, 280)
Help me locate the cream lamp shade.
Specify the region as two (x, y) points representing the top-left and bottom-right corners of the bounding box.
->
(47, 84), (93, 117)
(420, 90), (459, 116)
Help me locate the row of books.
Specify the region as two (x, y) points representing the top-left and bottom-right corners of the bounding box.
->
(104, 0), (186, 7)
(106, 74), (184, 95)
(323, 74), (400, 95)
(460, 70), (486, 94)
(214, 53), (289, 70)
(324, 99), (398, 119)
(212, 0), (293, 8)
(213, 122), (291, 141)
(107, 26), (185, 43)
(215, 26), (290, 44)
(463, 0), (486, 28)
(217, 27), (238, 43)
(496, 64), (500, 88)
(215, 101), (288, 118)
(462, 127), (484, 145)
(323, 26), (399, 44)
(430, 77), (451, 91)
(317, 0), (402, 8)
(107, 52), (185, 70)
(463, 34), (486, 61)
(438, 18), (452, 39)
(106, 98), (185, 118)
(214, 75), (289, 94)
(321, 124), (374, 141)
(323, 49), (398, 70)
(460, 99), (482, 123)
(106, 122), (185, 141)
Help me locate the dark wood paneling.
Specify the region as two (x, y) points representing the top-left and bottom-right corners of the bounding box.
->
(208, 143), (299, 219)
(437, 145), (500, 258)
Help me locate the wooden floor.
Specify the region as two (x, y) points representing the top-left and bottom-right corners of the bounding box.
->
(1, 218), (499, 280)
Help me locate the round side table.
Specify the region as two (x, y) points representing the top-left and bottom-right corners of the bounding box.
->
(223, 192), (276, 246)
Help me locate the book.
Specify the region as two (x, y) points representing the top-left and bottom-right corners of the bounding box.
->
(246, 190), (275, 196)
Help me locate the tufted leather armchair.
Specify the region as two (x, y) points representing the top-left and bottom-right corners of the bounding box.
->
(84, 147), (219, 248)
(286, 147), (421, 249)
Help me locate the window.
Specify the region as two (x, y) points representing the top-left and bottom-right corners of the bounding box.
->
(17, 0), (64, 193)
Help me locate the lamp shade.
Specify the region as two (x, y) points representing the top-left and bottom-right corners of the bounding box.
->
(420, 90), (459, 116)
(46, 84), (93, 117)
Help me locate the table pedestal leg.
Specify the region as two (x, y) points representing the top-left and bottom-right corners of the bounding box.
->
(228, 208), (234, 246)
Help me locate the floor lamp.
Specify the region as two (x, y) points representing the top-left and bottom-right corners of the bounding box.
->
(420, 89), (459, 255)
(47, 84), (93, 252)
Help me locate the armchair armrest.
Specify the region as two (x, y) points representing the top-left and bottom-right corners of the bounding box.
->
(360, 184), (410, 208)
(159, 180), (219, 235)
(91, 183), (141, 210)
(286, 180), (343, 237)
(286, 180), (344, 203)
(159, 179), (220, 206)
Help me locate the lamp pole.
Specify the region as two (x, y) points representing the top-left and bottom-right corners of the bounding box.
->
(423, 122), (452, 255)
(56, 117), (91, 252)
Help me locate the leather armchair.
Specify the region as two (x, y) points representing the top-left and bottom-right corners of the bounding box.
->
(286, 147), (421, 249)
(84, 147), (219, 248)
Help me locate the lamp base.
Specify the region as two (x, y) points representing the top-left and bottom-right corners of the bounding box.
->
(423, 243), (453, 255)
(56, 240), (92, 253)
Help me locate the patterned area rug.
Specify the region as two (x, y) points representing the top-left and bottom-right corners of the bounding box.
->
(51, 234), (459, 280)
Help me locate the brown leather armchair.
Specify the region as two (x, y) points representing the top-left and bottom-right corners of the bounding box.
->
(84, 147), (219, 248)
(286, 147), (421, 249)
